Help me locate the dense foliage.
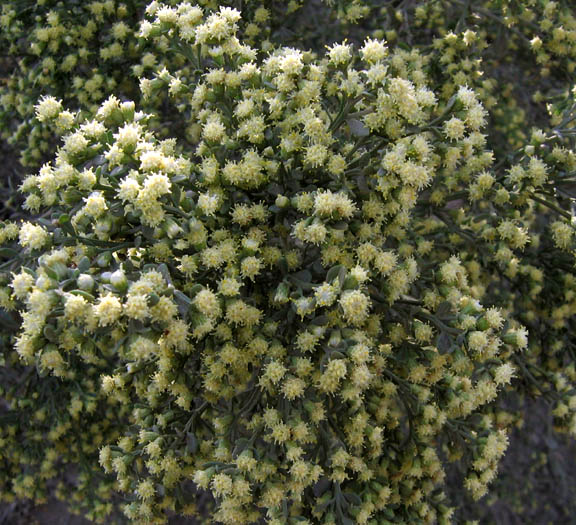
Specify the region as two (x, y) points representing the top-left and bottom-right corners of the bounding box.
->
(1, 1), (575, 524)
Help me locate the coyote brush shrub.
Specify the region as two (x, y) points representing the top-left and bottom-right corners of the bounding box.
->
(0, 1), (576, 525)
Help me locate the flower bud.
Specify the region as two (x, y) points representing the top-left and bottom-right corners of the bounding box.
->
(120, 101), (135, 121)
(110, 269), (128, 292)
(162, 218), (184, 239)
(96, 252), (112, 268)
(35, 275), (56, 290)
(275, 195), (290, 208)
(77, 274), (95, 291)
(273, 282), (290, 304)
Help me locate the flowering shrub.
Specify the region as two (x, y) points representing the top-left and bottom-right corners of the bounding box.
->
(0, 0), (369, 170)
(1, 1), (576, 524)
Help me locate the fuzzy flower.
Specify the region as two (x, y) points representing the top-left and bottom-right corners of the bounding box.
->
(142, 173), (171, 199)
(468, 331), (489, 353)
(218, 277), (241, 296)
(360, 38), (388, 63)
(202, 115), (227, 142)
(117, 176), (141, 202)
(11, 272), (35, 299)
(494, 363), (516, 386)
(444, 117), (466, 141)
(318, 359), (347, 393)
(295, 331), (321, 353)
(328, 42), (353, 65)
(211, 473), (233, 497)
(263, 360), (287, 384)
(240, 256), (263, 281)
(304, 223), (328, 244)
(270, 422), (291, 444)
(65, 294), (90, 321)
(140, 150), (168, 172)
(197, 192), (221, 216)
(193, 289), (221, 318)
(294, 297), (316, 319)
(35, 96), (63, 122)
(136, 480), (155, 500)
(83, 192), (108, 217)
(93, 294), (122, 326)
(225, 300), (262, 327)
(339, 290), (371, 326)
(314, 190), (357, 219)
(314, 282), (337, 307)
(19, 223), (50, 251)
(503, 327), (529, 349)
(440, 256), (467, 286)
(40, 349), (66, 375)
(64, 132), (89, 156)
(279, 49), (304, 75)
(551, 221), (573, 250)
(124, 294), (149, 321)
(485, 308), (504, 330)
(304, 144), (328, 168)
(282, 376), (307, 400)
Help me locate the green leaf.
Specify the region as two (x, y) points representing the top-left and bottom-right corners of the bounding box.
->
(174, 290), (193, 319)
(91, 155), (107, 166)
(109, 202), (125, 217)
(231, 438), (250, 457)
(326, 264), (344, 282)
(368, 285), (387, 303)
(186, 432), (198, 454)
(188, 284), (204, 298)
(348, 118), (370, 137)
(342, 276), (358, 290)
(43, 324), (59, 342)
(279, 257), (289, 275)
(109, 166), (127, 178)
(69, 290), (95, 301)
(313, 499), (333, 514)
(436, 332), (453, 354)
(36, 360), (48, 378)
(436, 301), (453, 319)
(171, 184), (182, 207)
(171, 174), (188, 184)
(157, 263), (172, 285)
(312, 477), (332, 497)
(147, 293), (160, 307)
(337, 266), (347, 289)
(343, 492), (362, 506)
(78, 256), (91, 273)
(42, 265), (58, 280)
(0, 248), (19, 258)
(174, 290), (192, 305)
(288, 269), (314, 290)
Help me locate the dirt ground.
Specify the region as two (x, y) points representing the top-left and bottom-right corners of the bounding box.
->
(449, 398), (576, 525)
